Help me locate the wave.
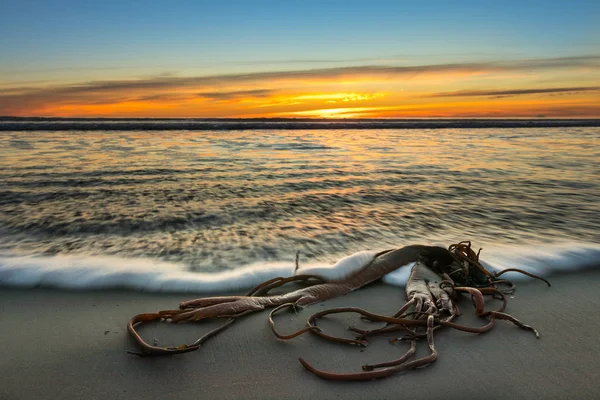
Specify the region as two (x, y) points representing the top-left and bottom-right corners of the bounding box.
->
(0, 242), (598, 293)
(0, 256), (295, 293)
(2, 118), (599, 131)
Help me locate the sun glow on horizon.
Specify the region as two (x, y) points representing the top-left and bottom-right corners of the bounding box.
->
(2, 57), (600, 118)
(2, 1), (599, 118)
(276, 107), (382, 119)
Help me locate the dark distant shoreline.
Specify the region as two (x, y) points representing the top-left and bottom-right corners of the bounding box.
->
(1, 117), (599, 131)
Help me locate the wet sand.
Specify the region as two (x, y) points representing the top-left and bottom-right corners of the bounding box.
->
(2, 269), (599, 400)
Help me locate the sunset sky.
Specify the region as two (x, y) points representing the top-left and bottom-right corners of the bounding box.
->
(1, 1), (599, 118)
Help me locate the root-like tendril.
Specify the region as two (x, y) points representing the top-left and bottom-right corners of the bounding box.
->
(127, 241), (547, 379)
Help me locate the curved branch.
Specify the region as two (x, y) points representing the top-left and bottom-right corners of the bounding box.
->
(494, 269), (551, 287)
(269, 303), (321, 340)
(298, 315), (437, 381)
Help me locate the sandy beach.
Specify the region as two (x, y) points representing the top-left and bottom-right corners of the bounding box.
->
(2, 2), (599, 400)
(2, 269), (599, 400)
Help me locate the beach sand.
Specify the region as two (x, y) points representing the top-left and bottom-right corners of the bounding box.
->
(2, 269), (599, 400)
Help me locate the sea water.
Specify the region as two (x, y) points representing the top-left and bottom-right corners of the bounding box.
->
(0, 123), (598, 292)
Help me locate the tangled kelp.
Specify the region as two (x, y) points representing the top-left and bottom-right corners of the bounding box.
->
(127, 241), (550, 380)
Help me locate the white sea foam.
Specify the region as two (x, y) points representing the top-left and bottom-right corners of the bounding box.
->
(0, 242), (598, 293)
(479, 242), (600, 278)
(295, 250), (378, 281)
(384, 241), (600, 287)
(0, 255), (295, 294)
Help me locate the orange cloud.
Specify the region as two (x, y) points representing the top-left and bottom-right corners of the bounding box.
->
(289, 97), (599, 119)
(1, 55), (599, 117)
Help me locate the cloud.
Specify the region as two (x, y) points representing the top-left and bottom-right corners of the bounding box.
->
(427, 86), (600, 98)
(197, 89), (274, 100)
(1, 54), (599, 115)
(6, 54), (600, 93)
(281, 103), (600, 119)
(0, 55), (408, 76)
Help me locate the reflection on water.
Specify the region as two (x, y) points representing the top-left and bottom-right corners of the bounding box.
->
(0, 128), (598, 271)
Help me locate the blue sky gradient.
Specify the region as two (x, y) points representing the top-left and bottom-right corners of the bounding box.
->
(2, 1), (598, 73)
(1, 1), (598, 117)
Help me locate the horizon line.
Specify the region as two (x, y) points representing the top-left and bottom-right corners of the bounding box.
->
(3, 116), (600, 120)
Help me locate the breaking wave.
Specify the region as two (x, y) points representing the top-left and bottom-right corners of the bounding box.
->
(1, 242), (598, 293)
(2, 118), (599, 131)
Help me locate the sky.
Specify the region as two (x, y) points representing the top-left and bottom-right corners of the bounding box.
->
(1, 0), (599, 118)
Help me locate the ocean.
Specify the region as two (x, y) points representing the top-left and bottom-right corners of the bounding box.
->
(1, 120), (598, 292)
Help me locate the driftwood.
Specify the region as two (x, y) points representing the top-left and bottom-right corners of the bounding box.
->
(127, 241), (550, 380)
